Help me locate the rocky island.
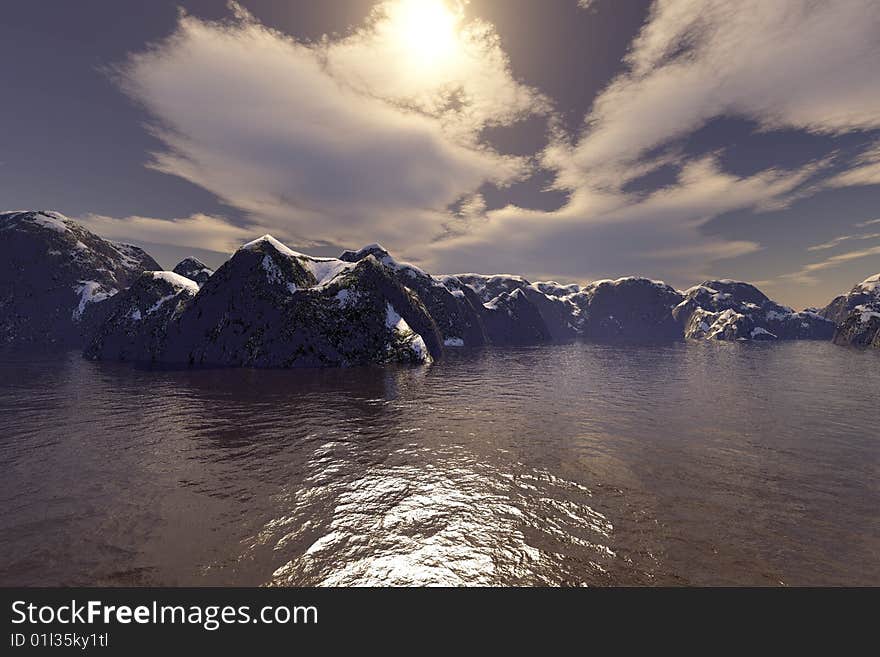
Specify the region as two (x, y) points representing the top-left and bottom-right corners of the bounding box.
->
(2, 210), (878, 367)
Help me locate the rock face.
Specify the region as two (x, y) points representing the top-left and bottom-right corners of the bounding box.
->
(825, 274), (880, 348)
(172, 257), (214, 287)
(579, 278), (684, 343)
(480, 287), (552, 345)
(114, 236), (441, 367)
(0, 210), (160, 346)
(519, 285), (584, 342)
(449, 274), (830, 345)
(447, 274), (582, 343)
(341, 245), (487, 348)
(453, 274), (531, 303)
(85, 271), (199, 362)
(7, 210), (865, 365)
(673, 280), (835, 341)
(453, 275), (684, 343)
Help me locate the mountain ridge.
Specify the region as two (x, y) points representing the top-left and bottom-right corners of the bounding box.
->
(2, 211), (877, 362)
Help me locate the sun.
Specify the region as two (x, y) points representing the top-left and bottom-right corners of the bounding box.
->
(387, 0), (462, 63)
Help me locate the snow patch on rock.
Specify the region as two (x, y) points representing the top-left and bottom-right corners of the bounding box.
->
(144, 271), (200, 294)
(334, 288), (360, 308)
(31, 212), (71, 233)
(385, 302), (431, 362)
(857, 273), (880, 294)
(72, 281), (115, 321)
(241, 234), (301, 258)
(304, 258), (354, 287)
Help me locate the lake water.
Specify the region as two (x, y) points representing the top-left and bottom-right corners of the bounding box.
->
(0, 341), (877, 586)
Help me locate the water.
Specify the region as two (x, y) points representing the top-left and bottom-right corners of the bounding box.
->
(0, 341), (877, 586)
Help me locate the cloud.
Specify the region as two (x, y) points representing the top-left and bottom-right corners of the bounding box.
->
(115, 1), (545, 253)
(78, 213), (255, 253)
(807, 232), (880, 252)
(324, 0), (550, 141)
(824, 141), (880, 189)
(426, 155), (821, 285)
(564, 0), (879, 173)
(780, 245), (880, 285)
(111, 0), (880, 292)
(436, 0), (880, 286)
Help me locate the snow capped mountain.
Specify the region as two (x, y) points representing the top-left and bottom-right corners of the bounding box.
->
(821, 273), (880, 324)
(452, 273), (531, 304)
(0, 210), (160, 345)
(674, 280), (834, 341)
(448, 273), (580, 342)
(341, 245), (488, 348)
(825, 273), (880, 348)
(172, 257), (214, 287)
(4, 210), (875, 363)
(453, 275), (684, 343)
(450, 273), (836, 345)
(860, 273), (880, 293)
(152, 236), (440, 367)
(85, 271), (199, 362)
(530, 281), (582, 298)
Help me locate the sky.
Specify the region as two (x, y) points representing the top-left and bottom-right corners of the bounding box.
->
(2, 0), (879, 309)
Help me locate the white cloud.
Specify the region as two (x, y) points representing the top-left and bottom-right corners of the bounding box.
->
(115, 2), (544, 253)
(807, 232), (880, 252)
(433, 0), (880, 286)
(565, 0), (880, 174)
(78, 213), (255, 254)
(780, 245), (880, 285)
(324, 0), (550, 141)
(426, 156), (819, 285)
(824, 142), (880, 189)
(110, 0), (880, 293)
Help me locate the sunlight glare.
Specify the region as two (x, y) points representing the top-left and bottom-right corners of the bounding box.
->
(388, 0), (462, 63)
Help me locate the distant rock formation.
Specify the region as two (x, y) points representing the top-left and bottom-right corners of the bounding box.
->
(673, 280), (835, 341)
(580, 277), (684, 342)
(479, 287), (552, 345)
(824, 274), (880, 348)
(447, 275), (684, 343)
(4, 209), (875, 365)
(452, 274), (531, 304)
(172, 257), (214, 287)
(0, 210), (160, 346)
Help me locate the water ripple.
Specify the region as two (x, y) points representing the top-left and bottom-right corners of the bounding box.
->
(0, 343), (878, 586)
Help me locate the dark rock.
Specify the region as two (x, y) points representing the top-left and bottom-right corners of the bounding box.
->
(833, 310), (880, 347)
(519, 286), (583, 342)
(6, 211), (862, 364)
(172, 257), (214, 287)
(581, 277), (684, 343)
(0, 210), (160, 346)
(454, 273), (531, 303)
(452, 272), (578, 344)
(341, 244), (488, 348)
(826, 274), (880, 348)
(674, 280), (835, 341)
(85, 271), (199, 362)
(480, 288), (551, 345)
(143, 236), (441, 367)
